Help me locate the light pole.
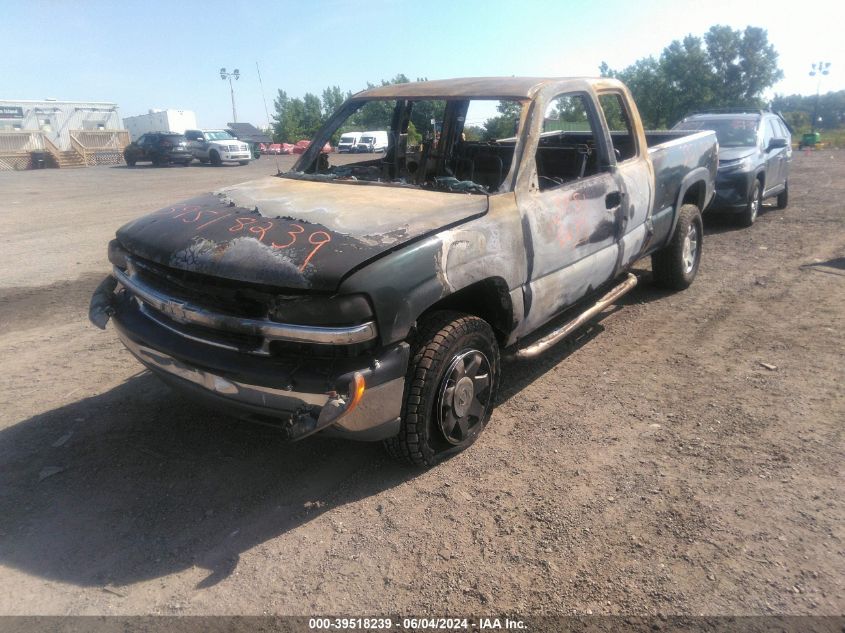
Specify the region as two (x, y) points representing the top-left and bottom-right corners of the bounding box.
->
(220, 67), (240, 124)
(808, 61), (831, 135)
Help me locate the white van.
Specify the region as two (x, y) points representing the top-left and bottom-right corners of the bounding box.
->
(337, 132), (362, 153)
(355, 130), (389, 153)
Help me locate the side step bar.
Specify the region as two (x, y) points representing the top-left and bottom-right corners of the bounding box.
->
(508, 273), (638, 360)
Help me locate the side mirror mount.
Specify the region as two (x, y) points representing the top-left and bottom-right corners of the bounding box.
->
(768, 137), (787, 151)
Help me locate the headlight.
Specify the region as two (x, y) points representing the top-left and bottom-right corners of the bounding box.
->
(718, 156), (754, 173)
(108, 239), (128, 268)
(269, 293), (374, 327)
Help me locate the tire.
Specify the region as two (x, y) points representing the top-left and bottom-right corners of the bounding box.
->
(651, 203), (703, 291)
(738, 179), (762, 227)
(238, 160), (249, 166)
(384, 311), (500, 467)
(125, 159), (136, 167)
(182, 160), (192, 166)
(199, 157), (209, 164)
(210, 151), (222, 166)
(776, 180), (789, 209)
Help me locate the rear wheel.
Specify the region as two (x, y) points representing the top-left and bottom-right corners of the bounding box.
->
(776, 180), (789, 209)
(739, 180), (762, 227)
(384, 311), (500, 467)
(651, 203), (703, 290)
(198, 157), (209, 164)
(125, 158), (136, 167)
(210, 151), (222, 166)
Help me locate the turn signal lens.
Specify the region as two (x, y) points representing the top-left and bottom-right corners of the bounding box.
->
(346, 372), (366, 414)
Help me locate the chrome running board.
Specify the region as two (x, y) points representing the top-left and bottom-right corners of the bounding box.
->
(509, 273), (638, 360)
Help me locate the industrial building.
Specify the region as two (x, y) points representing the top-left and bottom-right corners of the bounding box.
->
(123, 109), (198, 139)
(0, 99), (129, 170)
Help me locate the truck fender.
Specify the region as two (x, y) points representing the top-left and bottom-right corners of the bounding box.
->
(667, 167), (711, 241)
(340, 234), (522, 347)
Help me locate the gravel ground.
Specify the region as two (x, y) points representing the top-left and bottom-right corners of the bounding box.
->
(0, 153), (842, 617)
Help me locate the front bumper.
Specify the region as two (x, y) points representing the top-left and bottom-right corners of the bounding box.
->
(222, 152), (251, 162)
(90, 274), (407, 441)
(709, 170), (755, 211)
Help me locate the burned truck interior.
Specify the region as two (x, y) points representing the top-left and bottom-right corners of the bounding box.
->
(287, 98), (525, 194)
(286, 90), (644, 195)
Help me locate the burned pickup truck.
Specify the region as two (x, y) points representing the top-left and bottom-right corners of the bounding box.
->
(91, 77), (717, 465)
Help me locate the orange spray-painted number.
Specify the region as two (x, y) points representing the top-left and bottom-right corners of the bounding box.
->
(270, 224), (305, 249)
(299, 231), (332, 272)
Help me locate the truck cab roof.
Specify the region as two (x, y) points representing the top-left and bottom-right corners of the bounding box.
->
(353, 76), (626, 100)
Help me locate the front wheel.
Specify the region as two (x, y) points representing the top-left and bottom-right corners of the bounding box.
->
(651, 203), (703, 290)
(384, 311), (500, 467)
(238, 160), (249, 166)
(209, 151), (222, 166)
(739, 179), (762, 227)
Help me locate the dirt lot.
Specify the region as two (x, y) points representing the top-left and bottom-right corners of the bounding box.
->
(0, 153), (842, 617)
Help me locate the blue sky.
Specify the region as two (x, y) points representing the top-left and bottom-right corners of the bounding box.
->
(2, 0), (842, 129)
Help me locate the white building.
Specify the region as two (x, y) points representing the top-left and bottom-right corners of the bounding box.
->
(0, 98), (128, 170)
(0, 99), (123, 151)
(123, 109), (198, 139)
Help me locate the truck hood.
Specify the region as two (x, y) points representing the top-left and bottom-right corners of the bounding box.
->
(209, 140), (246, 147)
(115, 176), (488, 291)
(718, 147), (757, 162)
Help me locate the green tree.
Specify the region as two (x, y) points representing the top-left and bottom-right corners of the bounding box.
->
(406, 121), (422, 146)
(601, 25), (783, 128)
(463, 125), (485, 141)
(482, 100), (522, 140)
(301, 92), (324, 138)
(321, 85), (347, 119)
(772, 90), (845, 131)
(272, 89), (301, 142)
(600, 58), (672, 128)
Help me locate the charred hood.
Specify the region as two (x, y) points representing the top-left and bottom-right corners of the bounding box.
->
(115, 177), (488, 291)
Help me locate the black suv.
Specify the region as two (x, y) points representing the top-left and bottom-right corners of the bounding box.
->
(124, 132), (193, 167)
(673, 110), (791, 226)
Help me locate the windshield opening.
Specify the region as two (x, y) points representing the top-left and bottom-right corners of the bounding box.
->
(283, 98), (525, 195)
(675, 118), (759, 148)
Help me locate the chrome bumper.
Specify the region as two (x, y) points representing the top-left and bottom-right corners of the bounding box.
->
(116, 330), (404, 440)
(113, 265), (377, 348)
(90, 272), (405, 441)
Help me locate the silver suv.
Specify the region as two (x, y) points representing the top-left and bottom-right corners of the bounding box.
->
(673, 110), (791, 226)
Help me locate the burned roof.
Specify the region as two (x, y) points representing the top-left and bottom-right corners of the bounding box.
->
(353, 77), (603, 100)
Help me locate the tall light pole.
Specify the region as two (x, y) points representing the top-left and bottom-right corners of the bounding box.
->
(809, 61), (831, 135)
(220, 67), (240, 124)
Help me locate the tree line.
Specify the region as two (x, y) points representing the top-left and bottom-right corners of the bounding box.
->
(270, 25), (839, 142)
(600, 25), (783, 128)
(771, 91), (845, 132)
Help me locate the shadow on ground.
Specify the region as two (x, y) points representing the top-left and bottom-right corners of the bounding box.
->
(0, 375), (419, 589)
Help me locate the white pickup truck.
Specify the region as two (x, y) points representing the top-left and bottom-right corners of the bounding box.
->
(184, 129), (251, 166)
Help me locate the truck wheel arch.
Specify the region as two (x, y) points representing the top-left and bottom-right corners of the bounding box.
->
(668, 169), (710, 238)
(417, 277), (515, 344)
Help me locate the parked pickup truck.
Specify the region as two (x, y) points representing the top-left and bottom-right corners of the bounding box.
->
(90, 77), (716, 466)
(184, 129), (251, 166)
